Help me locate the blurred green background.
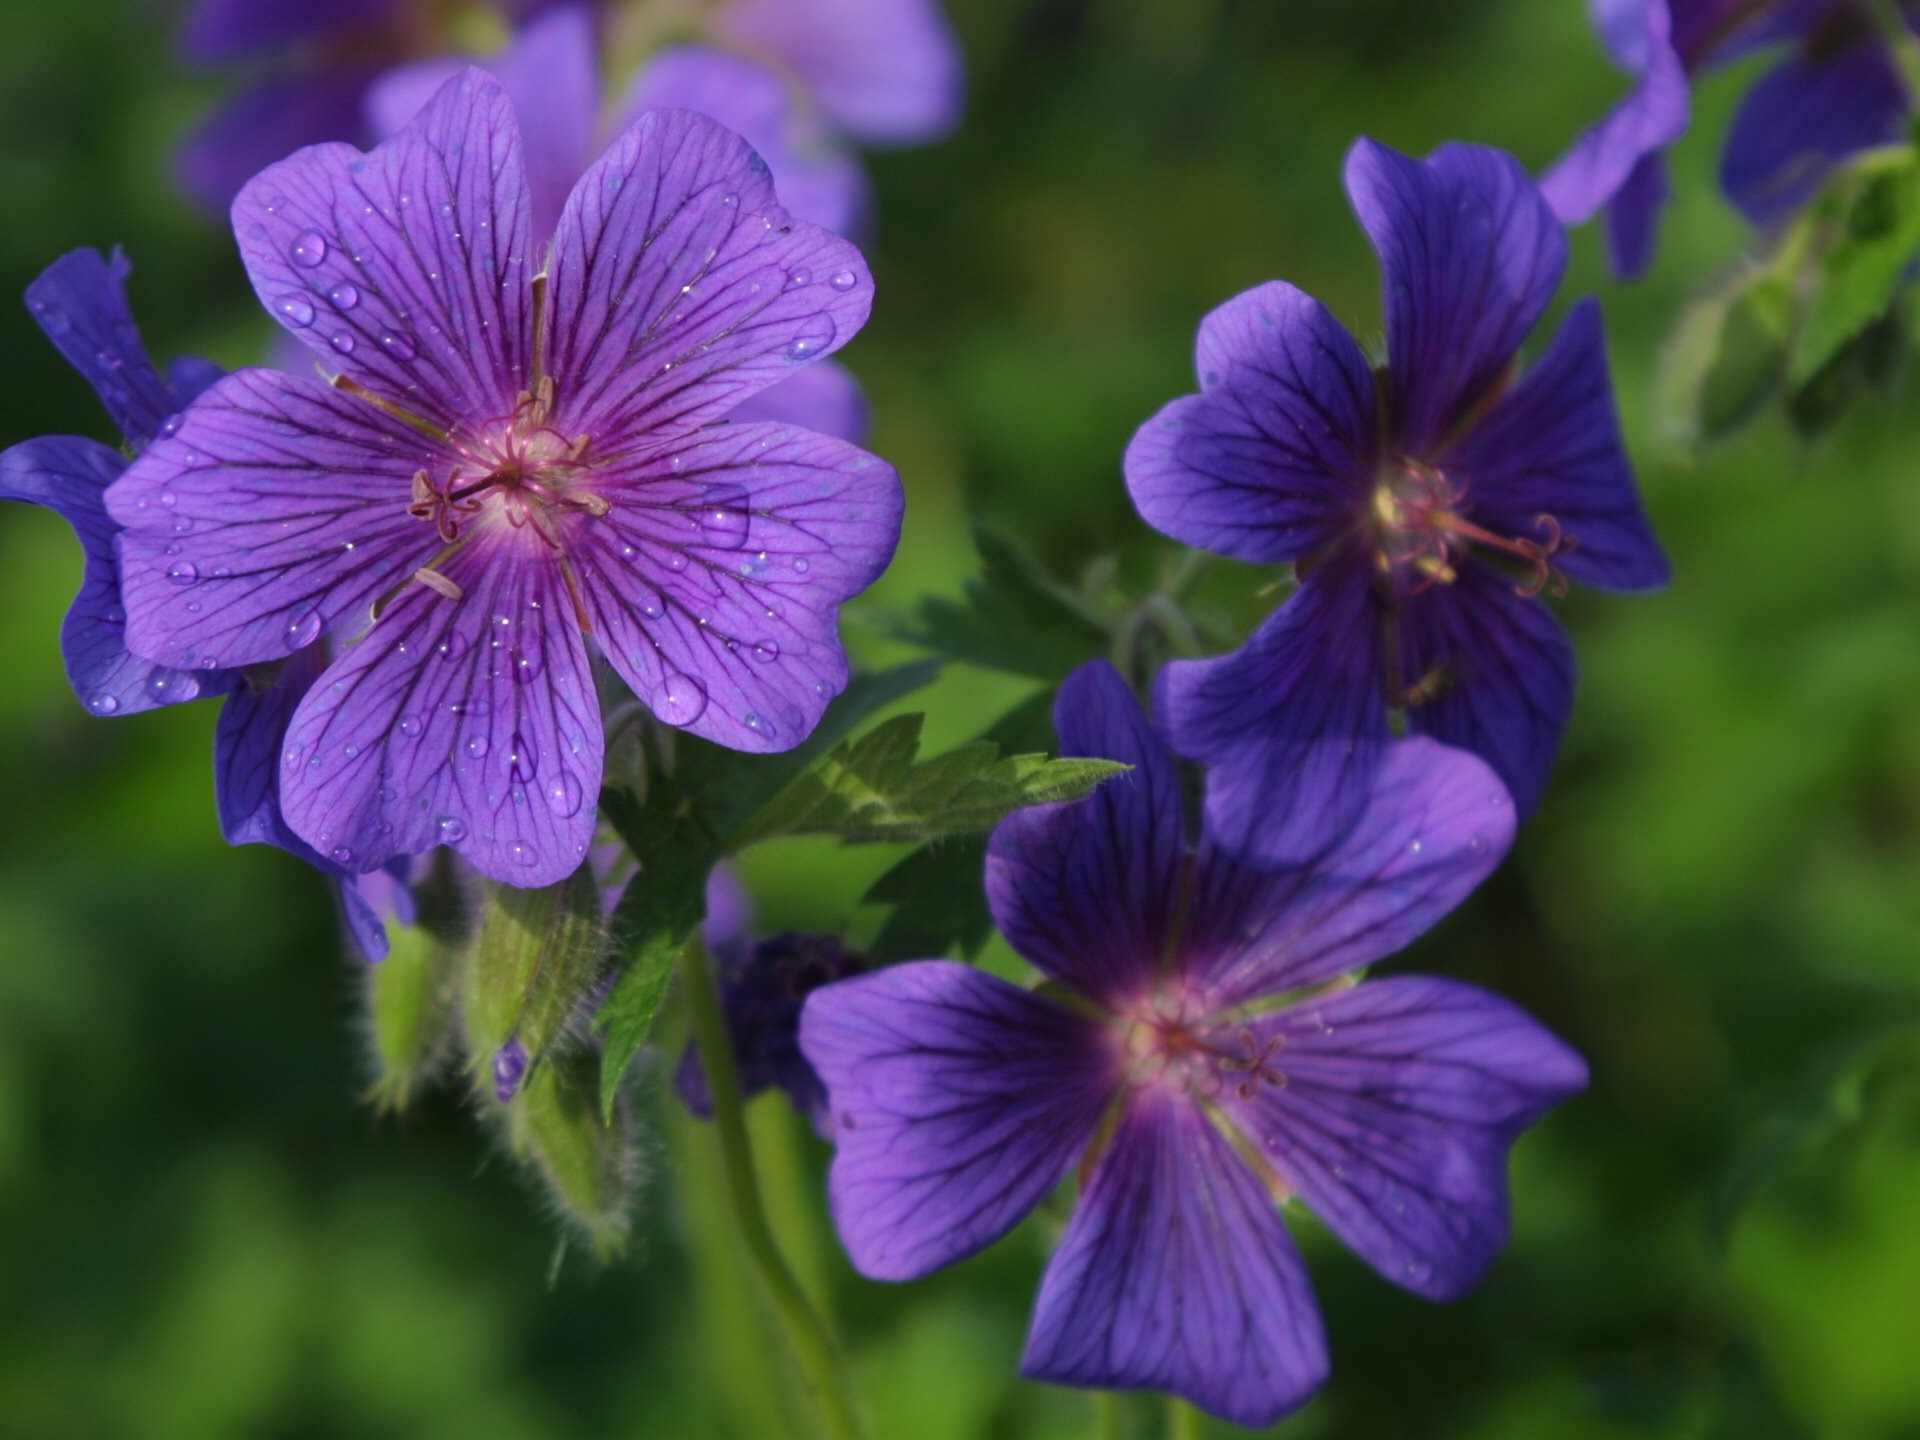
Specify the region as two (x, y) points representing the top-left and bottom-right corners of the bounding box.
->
(3, 1), (1920, 1436)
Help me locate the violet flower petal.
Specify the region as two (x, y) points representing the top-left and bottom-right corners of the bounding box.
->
(725, 360), (869, 443)
(232, 68), (533, 432)
(24, 249), (187, 450)
(178, 0), (394, 64)
(0, 436), (209, 716)
(176, 69), (378, 218)
(1538, 0), (1689, 236)
(109, 368), (439, 672)
(1125, 282), (1377, 566)
(491, 3), (601, 244)
(277, 534), (602, 885)
(1022, 1089), (1329, 1428)
(1223, 975), (1587, 1302)
(545, 107), (875, 446)
(215, 645), (330, 864)
(1185, 737), (1516, 1007)
(620, 45), (870, 237)
(1451, 298), (1669, 591)
(1158, 558), (1389, 868)
(1399, 565), (1578, 819)
(1604, 150), (1669, 278)
(1720, 35), (1908, 226)
(1345, 139), (1567, 456)
(579, 421), (900, 753)
(714, 0), (964, 146)
(801, 961), (1114, 1280)
(984, 660), (1187, 1009)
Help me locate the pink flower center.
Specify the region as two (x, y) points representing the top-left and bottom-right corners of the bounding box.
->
(1368, 457), (1570, 600)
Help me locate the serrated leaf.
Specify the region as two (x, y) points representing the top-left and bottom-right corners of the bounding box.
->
(733, 711), (1127, 847)
(593, 659), (943, 1113)
(1792, 156), (1920, 384)
(863, 836), (994, 963)
(883, 522), (1110, 677)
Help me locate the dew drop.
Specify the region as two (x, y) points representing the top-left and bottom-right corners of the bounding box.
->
(663, 550), (689, 573)
(465, 733), (490, 759)
(158, 491), (178, 509)
(327, 281), (360, 310)
(167, 560), (198, 586)
(35, 303), (72, 335)
(783, 315), (837, 362)
(697, 488), (750, 549)
(510, 841), (536, 867)
(828, 269), (858, 291)
(158, 413), (185, 439)
(792, 557), (810, 574)
(545, 769), (583, 818)
(146, 671), (201, 704)
(379, 330), (418, 360)
(330, 845), (354, 863)
(275, 295), (315, 328)
(284, 605), (321, 649)
(786, 268), (811, 289)
(86, 691), (120, 715)
(397, 712), (422, 737)
(749, 639), (780, 664)
(741, 711), (778, 741)
(657, 672), (709, 726)
(290, 230), (329, 267)
(639, 588), (664, 620)
(437, 814), (468, 843)
(329, 331), (356, 354)
(505, 730), (538, 783)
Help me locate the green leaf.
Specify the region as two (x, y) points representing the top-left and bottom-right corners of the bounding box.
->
(593, 659), (943, 1113)
(882, 522), (1110, 677)
(732, 711), (1127, 847)
(1792, 157), (1920, 384)
(1658, 266), (1794, 450)
(863, 837), (993, 963)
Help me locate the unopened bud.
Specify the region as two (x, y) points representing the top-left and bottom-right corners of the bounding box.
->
(360, 856), (463, 1111)
(463, 867), (607, 1098)
(506, 1047), (638, 1259)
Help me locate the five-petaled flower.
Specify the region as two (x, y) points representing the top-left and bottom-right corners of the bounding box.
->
(1128, 138), (1668, 867)
(800, 661), (1587, 1427)
(108, 69), (904, 886)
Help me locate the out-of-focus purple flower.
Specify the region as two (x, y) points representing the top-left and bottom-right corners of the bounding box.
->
(677, 931), (866, 1130)
(1545, 0), (1918, 272)
(362, 7), (872, 442)
(1128, 139), (1667, 865)
(110, 71), (902, 887)
(493, 1034), (531, 1101)
(801, 662), (1584, 1426)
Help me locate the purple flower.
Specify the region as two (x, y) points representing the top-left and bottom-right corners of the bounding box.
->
(108, 70), (903, 887)
(676, 931), (866, 1129)
(1544, 1), (1916, 272)
(800, 662), (1586, 1426)
(1129, 139), (1667, 865)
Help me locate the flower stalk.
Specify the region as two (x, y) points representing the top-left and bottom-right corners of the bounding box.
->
(678, 936), (865, 1440)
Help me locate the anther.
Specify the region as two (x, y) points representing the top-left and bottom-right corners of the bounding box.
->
(412, 567), (465, 601)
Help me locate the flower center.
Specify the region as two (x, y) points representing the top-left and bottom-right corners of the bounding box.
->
(1119, 1001), (1287, 1103)
(1368, 457), (1571, 599)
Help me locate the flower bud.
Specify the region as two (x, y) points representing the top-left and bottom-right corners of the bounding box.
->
(505, 1047), (638, 1259)
(463, 868), (607, 1100)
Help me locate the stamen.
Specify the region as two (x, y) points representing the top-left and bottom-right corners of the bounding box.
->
(329, 374), (450, 444)
(412, 566), (465, 601)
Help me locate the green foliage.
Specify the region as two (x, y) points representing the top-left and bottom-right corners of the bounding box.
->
(462, 868), (607, 1091)
(730, 712), (1125, 848)
(504, 1048), (636, 1261)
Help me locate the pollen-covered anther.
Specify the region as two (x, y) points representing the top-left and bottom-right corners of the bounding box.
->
(1121, 1010), (1287, 1102)
(1371, 458), (1574, 598)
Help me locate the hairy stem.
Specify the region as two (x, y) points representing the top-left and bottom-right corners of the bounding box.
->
(678, 938), (865, 1440)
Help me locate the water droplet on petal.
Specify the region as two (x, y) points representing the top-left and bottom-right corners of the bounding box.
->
(285, 605), (321, 649)
(86, 691), (120, 715)
(545, 769), (584, 818)
(465, 733), (490, 759)
(749, 639), (780, 664)
(505, 730), (538, 783)
(783, 315), (837, 362)
(158, 413), (185, 439)
(437, 814), (468, 843)
(510, 841), (536, 868)
(638, 588), (664, 620)
(327, 281), (360, 310)
(275, 295), (315, 328)
(792, 557), (810, 574)
(379, 330), (418, 360)
(657, 672), (708, 727)
(290, 230), (329, 267)
(329, 331), (356, 354)
(330, 845), (354, 863)
(397, 713), (422, 737)
(36, 303), (71, 335)
(697, 488), (750, 549)
(167, 560), (198, 586)
(663, 551), (689, 573)
(828, 270), (858, 292)
(741, 711), (778, 741)
(146, 670), (201, 704)
(786, 268), (811, 289)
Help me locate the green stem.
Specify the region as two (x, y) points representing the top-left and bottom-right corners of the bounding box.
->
(678, 939), (865, 1440)
(1091, 1390), (1120, 1440)
(1166, 1396), (1204, 1440)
